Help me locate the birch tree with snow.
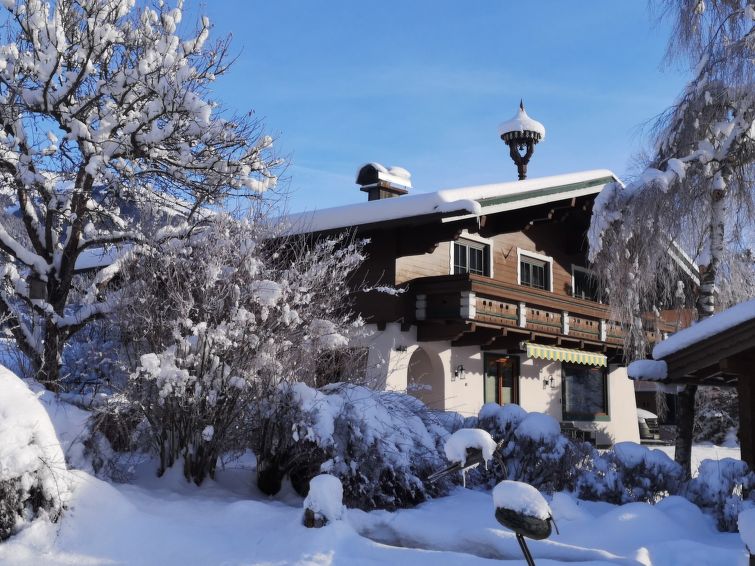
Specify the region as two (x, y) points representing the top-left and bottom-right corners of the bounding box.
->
(0, 0), (279, 389)
(589, 0), (755, 474)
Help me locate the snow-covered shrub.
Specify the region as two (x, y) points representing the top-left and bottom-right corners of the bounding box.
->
(253, 382), (449, 510)
(478, 402), (527, 441)
(474, 405), (589, 492)
(685, 458), (755, 531)
(502, 412), (591, 492)
(114, 216), (365, 484)
(0, 366), (70, 541)
(576, 442), (683, 504)
(430, 410), (476, 433)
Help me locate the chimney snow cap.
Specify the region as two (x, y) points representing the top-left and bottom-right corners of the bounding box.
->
(356, 162), (412, 189)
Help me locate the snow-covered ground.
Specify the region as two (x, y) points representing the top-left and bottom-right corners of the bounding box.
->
(0, 372), (747, 565)
(656, 443), (741, 476)
(0, 445), (747, 565)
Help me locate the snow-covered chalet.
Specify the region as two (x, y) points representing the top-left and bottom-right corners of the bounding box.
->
(286, 105), (676, 446)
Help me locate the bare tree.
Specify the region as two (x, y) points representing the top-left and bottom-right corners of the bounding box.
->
(589, 1), (755, 475)
(0, 0), (280, 389)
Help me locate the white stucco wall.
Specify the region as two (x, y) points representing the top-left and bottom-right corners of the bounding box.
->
(358, 323), (640, 444)
(604, 365), (641, 444)
(515, 357), (640, 445)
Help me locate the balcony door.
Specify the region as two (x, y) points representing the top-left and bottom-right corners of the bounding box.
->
(483, 354), (519, 405)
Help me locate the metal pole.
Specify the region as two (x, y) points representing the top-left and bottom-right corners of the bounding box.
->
(515, 533), (536, 566)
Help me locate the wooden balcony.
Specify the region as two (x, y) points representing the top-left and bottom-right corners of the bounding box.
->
(406, 274), (674, 350)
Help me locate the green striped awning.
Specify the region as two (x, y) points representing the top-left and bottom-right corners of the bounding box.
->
(525, 343), (607, 367)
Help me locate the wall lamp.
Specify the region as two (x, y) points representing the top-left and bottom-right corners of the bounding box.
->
(543, 375), (556, 390)
(453, 364), (466, 381)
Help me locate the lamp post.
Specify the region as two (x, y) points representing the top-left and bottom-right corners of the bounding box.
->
(498, 101), (546, 181)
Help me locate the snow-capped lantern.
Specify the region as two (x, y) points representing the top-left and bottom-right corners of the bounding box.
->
(498, 101), (546, 181)
(493, 480), (558, 565)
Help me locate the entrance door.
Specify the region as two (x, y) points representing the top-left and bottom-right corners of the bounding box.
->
(484, 354), (519, 405)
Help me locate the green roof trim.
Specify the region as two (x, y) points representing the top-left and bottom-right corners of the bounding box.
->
(476, 175), (616, 209)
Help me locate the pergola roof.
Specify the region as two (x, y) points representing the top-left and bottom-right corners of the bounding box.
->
(630, 299), (755, 385)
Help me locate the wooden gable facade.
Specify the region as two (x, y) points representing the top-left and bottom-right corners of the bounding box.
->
(342, 173), (676, 354)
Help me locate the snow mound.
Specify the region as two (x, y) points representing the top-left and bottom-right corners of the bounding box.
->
(739, 508), (755, 551)
(303, 474), (344, 523)
(493, 480), (551, 520)
(444, 428), (497, 466)
(514, 412), (561, 442)
(0, 366), (70, 540)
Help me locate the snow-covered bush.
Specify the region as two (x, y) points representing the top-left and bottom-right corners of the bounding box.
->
(113, 216), (365, 484)
(685, 458), (755, 531)
(576, 442), (683, 504)
(477, 402), (527, 441)
(502, 412), (591, 492)
(473, 404), (589, 492)
(473, 405), (679, 502)
(253, 382), (449, 510)
(0, 366), (70, 541)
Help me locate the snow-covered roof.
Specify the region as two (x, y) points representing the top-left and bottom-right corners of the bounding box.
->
(283, 169), (617, 235)
(627, 359), (668, 382)
(497, 105), (546, 140)
(652, 298), (755, 360)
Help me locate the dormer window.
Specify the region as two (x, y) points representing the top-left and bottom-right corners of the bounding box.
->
(453, 239), (490, 276)
(518, 249), (553, 291)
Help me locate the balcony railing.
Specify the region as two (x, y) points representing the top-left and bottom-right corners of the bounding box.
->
(408, 273), (674, 346)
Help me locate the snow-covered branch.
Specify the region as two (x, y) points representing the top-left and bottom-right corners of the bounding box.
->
(0, 0), (283, 386)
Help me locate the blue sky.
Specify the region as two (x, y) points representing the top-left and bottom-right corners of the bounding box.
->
(194, 1), (688, 213)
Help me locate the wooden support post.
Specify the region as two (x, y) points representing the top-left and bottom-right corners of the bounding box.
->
(737, 377), (755, 470)
(674, 384), (697, 478)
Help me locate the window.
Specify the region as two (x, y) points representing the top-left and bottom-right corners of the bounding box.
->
(453, 239), (490, 276)
(484, 354), (519, 405)
(572, 266), (600, 302)
(519, 251), (551, 290)
(561, 363), (608, 421)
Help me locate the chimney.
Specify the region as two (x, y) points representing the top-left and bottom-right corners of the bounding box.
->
(356, 163), (412, 201)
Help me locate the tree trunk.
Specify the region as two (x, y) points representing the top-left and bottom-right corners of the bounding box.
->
(37, 322), (61, 392)
(675, 184), (726, 475)
(674, 384), (697, 478)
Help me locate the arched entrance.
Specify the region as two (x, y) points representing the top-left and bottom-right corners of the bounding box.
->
(407, 347), (445, 410)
